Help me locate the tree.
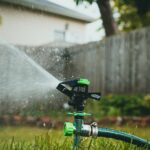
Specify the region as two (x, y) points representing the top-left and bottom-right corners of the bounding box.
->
(114, 0), (150, 32)
(75, 0), (118, 37)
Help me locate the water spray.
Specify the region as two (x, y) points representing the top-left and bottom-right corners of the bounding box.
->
(57, 78), (150, 150)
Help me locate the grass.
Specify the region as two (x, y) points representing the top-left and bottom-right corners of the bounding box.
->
(0, 126), (149, 150)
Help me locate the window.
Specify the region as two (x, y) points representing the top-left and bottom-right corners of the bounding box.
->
(54, 30), (65, 41)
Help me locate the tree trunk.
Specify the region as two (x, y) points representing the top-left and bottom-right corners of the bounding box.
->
(97, 0), (118, 36)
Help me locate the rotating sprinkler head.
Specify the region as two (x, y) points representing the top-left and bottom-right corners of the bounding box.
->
(56, 78), (101, 111)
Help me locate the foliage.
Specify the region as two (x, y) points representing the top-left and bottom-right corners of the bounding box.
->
(75, 0), (94, 5)
(114, 0), (150, 32)
(1, 95), (150, 117)
(75, 0), (150, 32)
(74, 0), (118, 36)
(86, 95), (150, 117)
(21, 95), (150, 117)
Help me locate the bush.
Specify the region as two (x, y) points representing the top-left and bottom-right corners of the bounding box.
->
(86, 94), (150, 117)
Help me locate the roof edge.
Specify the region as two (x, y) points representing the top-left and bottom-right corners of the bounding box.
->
(0, 0), (98, 23)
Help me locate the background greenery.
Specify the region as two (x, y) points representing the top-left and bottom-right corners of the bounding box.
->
(75, 0), (150, 35)
(86, 94), (150, 118)
(114, 0), (150, 32)
(8, 94), (149, 118)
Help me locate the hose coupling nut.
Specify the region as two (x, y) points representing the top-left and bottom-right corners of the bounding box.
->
(91, 122), (98, 137)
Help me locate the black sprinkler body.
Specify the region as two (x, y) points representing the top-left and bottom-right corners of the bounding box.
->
(56, 78), (101, 111)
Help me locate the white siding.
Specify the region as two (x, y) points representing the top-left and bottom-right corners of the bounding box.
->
(0, 4), (86, 46)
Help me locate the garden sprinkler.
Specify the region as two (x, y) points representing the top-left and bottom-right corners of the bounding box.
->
(57, 78), (150, 150)
(57, 78), (101, 149)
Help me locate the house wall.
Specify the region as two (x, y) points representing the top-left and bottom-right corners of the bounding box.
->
(0, 3), (86, 46)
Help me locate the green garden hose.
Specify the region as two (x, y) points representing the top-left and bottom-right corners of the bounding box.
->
(98, 128), (150, 149)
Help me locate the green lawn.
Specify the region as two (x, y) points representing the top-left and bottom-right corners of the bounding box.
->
(0, 126), (149, 150)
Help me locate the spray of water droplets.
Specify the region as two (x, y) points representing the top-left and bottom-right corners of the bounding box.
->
(0, 40), (62, 114)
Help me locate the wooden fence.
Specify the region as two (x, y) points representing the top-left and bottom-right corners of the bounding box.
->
(65, 28), (150, 94)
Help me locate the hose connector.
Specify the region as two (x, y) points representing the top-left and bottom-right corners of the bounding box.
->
(64, 121), (98, 137)
(91, 122), (98, 138)
(64, 122), (74, 136)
